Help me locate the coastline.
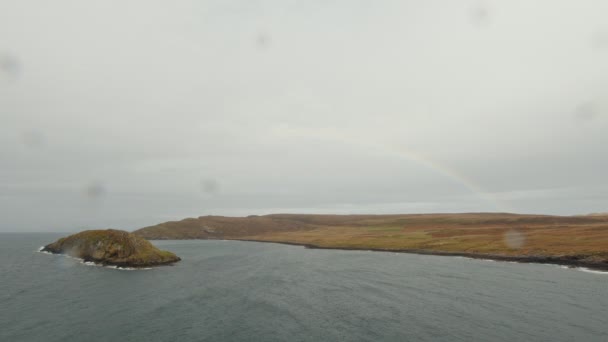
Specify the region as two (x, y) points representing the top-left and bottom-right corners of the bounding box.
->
(136, 213), (608, 271)
(39, 246), (179, 268)
(37, 247), (152, 270)
(228, 239), (608, 272)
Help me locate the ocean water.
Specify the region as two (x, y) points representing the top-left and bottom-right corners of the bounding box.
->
(0, 233), (606, 342)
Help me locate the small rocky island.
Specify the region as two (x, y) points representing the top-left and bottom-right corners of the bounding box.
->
(42, 229), (181, 267)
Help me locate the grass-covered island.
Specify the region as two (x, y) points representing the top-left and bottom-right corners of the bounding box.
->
(134, 213), (608, 271)
(42, 229), (180, 268)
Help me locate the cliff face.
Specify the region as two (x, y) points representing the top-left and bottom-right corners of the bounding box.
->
(42, 229), (180, 267)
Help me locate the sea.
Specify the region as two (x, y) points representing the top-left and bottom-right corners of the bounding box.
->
(0, 233), (606, 342)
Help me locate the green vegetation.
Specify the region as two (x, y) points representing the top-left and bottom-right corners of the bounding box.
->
(43, 229), (180, 267)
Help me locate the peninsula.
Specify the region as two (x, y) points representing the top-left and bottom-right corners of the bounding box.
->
(134, 213), (608, 271)
(42, 229), (181, 267)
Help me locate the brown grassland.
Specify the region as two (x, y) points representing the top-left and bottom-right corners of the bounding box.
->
(134, 213), (608, 270)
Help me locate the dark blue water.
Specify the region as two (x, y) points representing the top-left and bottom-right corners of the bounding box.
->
(1, 233), (607, 341)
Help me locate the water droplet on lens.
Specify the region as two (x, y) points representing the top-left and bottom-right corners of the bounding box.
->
(0, 53), (21, 79)
(21, 131), (46, 148)
(84, 181), (106, 199)
(504, 229), (525, 249)
(201, 179), (220, 195)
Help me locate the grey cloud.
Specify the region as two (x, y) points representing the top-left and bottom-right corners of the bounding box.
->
(1, 0), (608, 231)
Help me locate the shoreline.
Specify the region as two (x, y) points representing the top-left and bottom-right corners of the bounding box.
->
(39, 246), (180, 268)
(226, 239), (608, 272)
(136, 213), (608, 271)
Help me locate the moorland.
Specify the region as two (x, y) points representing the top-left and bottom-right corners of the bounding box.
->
(134, 213), (608, 270)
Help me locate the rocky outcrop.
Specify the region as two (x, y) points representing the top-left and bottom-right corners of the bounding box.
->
(42, 229), (180, 267)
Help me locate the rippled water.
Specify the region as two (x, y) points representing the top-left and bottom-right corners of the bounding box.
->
(1, 233), (606, 341)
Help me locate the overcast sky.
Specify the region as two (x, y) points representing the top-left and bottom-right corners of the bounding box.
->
(1, 0), (608, 232)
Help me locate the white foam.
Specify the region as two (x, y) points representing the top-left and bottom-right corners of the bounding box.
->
(577, 267), (608, 275)
(552, 264), (607, 274)
(37, 249), (152, 270)
(78, 260), (151, 271)
(81, 261), (101, 267)
(79, 261), (151, 270)
(37, 246), (54, 254)
(118, 266), (151, 271)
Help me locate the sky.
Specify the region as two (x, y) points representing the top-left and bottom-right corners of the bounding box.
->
(1, 0), (608, 232)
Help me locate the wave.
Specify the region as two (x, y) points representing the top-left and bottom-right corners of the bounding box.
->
(554, 264), (607, 274)
(576, 267), (608, 275)
(78, 260), (151, 271)
(100, 264), (151, 271)
(36, 249), (151, 270)
(37, 247), (53, 254)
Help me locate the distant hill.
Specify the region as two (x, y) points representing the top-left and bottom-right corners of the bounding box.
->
(134, 213), (606, 240)
(585, 212), (608, 216)
(133, 213), (608, 271)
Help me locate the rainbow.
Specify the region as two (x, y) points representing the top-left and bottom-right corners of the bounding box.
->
(273, 125), (511, 212)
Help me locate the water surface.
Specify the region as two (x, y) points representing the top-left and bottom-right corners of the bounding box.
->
(1, 233), (606, 341)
